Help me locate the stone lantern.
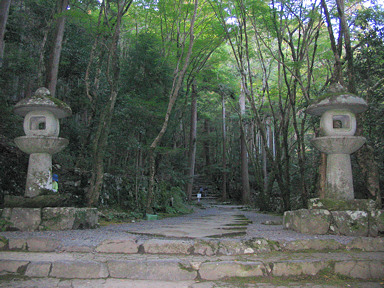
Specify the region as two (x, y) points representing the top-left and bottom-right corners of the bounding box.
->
(305, 83), (367, 201)
(13, 87), (71, 197)
(283, 84), (384, 237)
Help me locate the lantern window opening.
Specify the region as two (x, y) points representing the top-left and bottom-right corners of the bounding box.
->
(332, 115), (351, 130)
(30, 116), (46, 131)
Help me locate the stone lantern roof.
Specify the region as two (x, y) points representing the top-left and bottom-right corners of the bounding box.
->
(305, 83), (368, 116)
(13, 87), (72, 119)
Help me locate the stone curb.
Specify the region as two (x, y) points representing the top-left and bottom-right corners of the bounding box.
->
(1, 252), (384, 281)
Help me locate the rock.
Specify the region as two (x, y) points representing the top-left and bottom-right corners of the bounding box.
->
(283, 209), (331, 234)
(50, 260), (109, 279)
(331, 210), (369, 236)
(107, 259), (196, 281)
(96, 239), (139, 254)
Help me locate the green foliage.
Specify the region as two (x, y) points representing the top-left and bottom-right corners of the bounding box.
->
(0, 219), (12, 232)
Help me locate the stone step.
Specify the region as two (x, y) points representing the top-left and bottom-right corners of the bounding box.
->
(2, 236), (384, 256)
(1, 250), (384, 281)
(2, 236), (384, 255)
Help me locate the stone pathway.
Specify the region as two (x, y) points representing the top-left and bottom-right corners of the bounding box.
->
(0, 200), (383, 287)
(128, 204), (249, 238)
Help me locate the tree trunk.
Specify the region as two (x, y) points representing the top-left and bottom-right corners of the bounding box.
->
(221, 94), (227, 200)
(186, 82), (198, 201)
(318, 152), (327, 199)
(0, 0), (11, 68)
(356, 145), (381, 207)
(45, 0), (69, 97)
(87, 0), (132, 207)
(87, 92), (118, 206)
(239, 88), (250, 204)
(203, 118), (211, 167)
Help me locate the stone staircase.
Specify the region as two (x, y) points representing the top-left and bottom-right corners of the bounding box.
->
(191, 174), (220, 200)
(0, 235), (384, 287)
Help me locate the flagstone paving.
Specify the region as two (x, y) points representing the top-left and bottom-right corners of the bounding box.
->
(0, 199), (383, 287)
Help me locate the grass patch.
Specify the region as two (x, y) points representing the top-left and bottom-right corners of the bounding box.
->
(220, 273), (382, 287)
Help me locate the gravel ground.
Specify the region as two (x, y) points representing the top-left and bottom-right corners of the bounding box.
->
(0, 201), (359, 247)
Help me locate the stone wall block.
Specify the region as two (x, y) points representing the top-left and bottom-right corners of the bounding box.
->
(25, 261), (51, 277)
(334, 260), (384, 279)
(272, 261), (329, 277)
(95, 239), (139, 254)
(199, 261), (263, 280)
(331, 211), (369, 236)
(142, 239), (193, 255)
(107, 260), (196, 281)
(50, 260), (109, 279)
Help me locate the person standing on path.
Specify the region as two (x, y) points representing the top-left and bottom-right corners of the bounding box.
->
(52, 174), (59, 192)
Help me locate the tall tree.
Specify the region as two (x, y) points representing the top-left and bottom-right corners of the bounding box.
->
(239, 83), (250, 204)
(45, 0), (69, 97)
(186, 81), (198, 201)
(0, 0), (11, 68)
(146, 0), (198, 214)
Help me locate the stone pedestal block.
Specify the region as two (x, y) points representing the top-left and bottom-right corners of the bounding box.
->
(308, 198), (377, 211)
